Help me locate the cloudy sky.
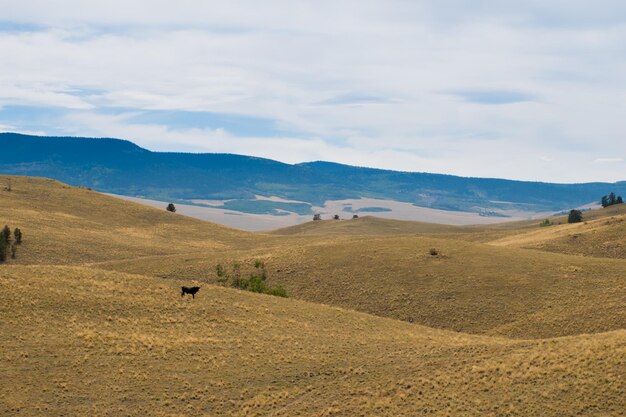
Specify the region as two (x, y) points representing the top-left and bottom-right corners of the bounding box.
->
(1, 1), (625, 182)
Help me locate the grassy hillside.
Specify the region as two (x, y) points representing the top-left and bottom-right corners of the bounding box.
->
(1, 175), (625, 415)
(97, 233), (626, 339)
(2, 175), (625, 340)
(489, 204), (626, 259)
(0, 176), (256, 265)
(1, 266), (624, 416)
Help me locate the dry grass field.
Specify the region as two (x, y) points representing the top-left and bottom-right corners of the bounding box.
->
(1, 175), (625, 416)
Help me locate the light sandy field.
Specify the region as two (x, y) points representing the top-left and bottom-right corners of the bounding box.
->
(1, 175), (625, 416)
(110, 194), (533, 231)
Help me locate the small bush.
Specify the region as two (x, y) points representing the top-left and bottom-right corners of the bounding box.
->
(539, 219), (552, 227)
(221, 260), (287, 297)
(429, 248), (439, 256)
(265, 286), (288, 297)
(166, 203), (176, 212)
(215, 263), (228, 285)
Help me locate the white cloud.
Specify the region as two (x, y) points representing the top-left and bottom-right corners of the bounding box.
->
(0, 1), (626, 182)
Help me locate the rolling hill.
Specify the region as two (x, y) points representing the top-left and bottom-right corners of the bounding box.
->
(2, 132), (626, 217)
(1, 175), (624, 415)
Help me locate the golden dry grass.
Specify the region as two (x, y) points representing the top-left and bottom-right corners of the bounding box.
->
(488, 205), (626, 259)
(1, 266), (624, 416)
(1, 175), (625, 415)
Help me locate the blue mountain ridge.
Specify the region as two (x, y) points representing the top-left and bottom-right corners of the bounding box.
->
(1, 132), (624, 215)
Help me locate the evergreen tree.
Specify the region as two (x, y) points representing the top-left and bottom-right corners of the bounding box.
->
(601, 195), (609, 208)
(568, 209), (583, 223)
(608, 192), (617, 206)
(618, 196), (624, 204)
(0, 236), (6, 262)
(13, 228), (22, 244)
(2, 225), (9, 243)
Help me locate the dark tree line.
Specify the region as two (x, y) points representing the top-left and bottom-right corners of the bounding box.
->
(601, 192), (623, 208)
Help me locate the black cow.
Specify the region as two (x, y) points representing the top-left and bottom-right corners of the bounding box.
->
(181, 286), (201, 299)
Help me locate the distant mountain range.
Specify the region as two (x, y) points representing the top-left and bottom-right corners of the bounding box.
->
(1, 132), (624, 216)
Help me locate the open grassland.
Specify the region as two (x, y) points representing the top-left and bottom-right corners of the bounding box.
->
(95, 233), (626, 339)
(0, 176), (258, 265)
(1, 175), (625, 415)
(1, 266), (624, 417)
(489, 204), (626, 259)
(2, 175), (626, 339)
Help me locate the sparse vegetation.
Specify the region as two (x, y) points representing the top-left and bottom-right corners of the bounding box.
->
(539, 219), (552, 227)
(10, 243), (16, 259)
(215, 260), (285, 297)
(568, 209), (583, 223)
(166, 203), (176, 212)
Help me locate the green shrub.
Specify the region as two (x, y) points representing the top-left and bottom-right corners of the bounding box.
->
(222, 260), (287, 297)
(539, 219), (552, 227)
(265, 286), (288, 297)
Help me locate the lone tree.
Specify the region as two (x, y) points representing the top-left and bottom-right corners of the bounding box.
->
(166, 203), (176, 213)
(313, 214), (322, 221)
(333, 214), (340, 220)
(352, 214), (359, 219)
(568, 209), (583, 223)
(13, 228), (22, 244)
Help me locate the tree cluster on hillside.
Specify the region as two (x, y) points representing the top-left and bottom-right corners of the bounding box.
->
(0, 225), (22, 262)
(214, 260), (287, 297)
(568, 209), (583, 224)
(601, 192), (623, 208)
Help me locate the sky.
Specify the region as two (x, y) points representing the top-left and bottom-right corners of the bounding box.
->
(1, 1), (625, 183)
